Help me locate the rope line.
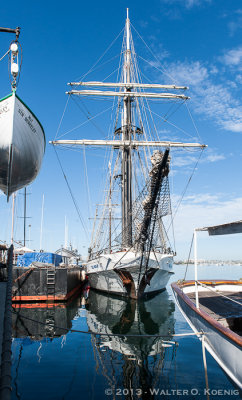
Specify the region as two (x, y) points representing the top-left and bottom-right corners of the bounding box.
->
(52, 146), (89, 239)
(54, 95), (70, 140)
(56, 104), (114, 139)
(167, 148), (204, 234)
(11, 309), (204, 339)
(197, 281), (242, 307)
(131, 24), (176, 83)
(0, 49), (10, 62)
(78, 28), (124, 81)
(184, 233), (194, 281)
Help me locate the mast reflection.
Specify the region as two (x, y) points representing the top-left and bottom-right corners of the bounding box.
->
(85, 290), (176, 399)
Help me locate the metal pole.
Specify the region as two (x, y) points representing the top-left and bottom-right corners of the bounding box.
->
(64, 216), (68, 249)
(24, 188), (26, 246)
(11, 194), (15, 245)
(40, 194), (44, 251)
(0, 27), (20, 40)
(122, 10), (132, 247)
(109, 163), (112, 252)
(28, 224), (31, 245)
(194, 229), (199, 309)
(202, 335), (210, 400)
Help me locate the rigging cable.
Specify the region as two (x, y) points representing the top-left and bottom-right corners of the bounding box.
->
(185, 101), (203, 143)
(183, 233), (194, 281)
(52, 146), (89, 239)
(91, 34), (125, 253)
(80, 53), (122, 79)
(56, 104), (114, 140)
(54, 95), (70, 140)
(136, 51), (175, 84)
(78, 28), (124, 81)
(144, 106), (197, 140)
(170, 184), (177, 254)
(82, 147), (92, 222)
(71, 96), (106, 136)
(11, 308), (204, 339)
(0, 48), (10, 62)
(167, 148), (205, 235)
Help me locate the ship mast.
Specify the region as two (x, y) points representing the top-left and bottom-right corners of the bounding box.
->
(122, 8), (132, 248)
(50, 10), (207, 255)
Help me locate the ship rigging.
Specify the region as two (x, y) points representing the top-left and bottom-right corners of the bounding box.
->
(50, 9), (206, 298)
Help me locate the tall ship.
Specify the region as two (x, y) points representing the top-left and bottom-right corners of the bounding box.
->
(51, 10), (206, 298)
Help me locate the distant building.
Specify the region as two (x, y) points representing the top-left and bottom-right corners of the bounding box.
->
(55, 246), (82, 266)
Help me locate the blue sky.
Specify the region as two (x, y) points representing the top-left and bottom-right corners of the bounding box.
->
(1, 0), (242, 261)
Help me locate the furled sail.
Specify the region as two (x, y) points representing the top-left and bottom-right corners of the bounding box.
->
(134, 149), (170, 252)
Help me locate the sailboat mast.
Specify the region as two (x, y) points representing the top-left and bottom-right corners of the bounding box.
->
(122, 8), (132, 248)
(40, 194), (44, 251)
(24, 187), (26, 246)
(109, 162), (112, 252)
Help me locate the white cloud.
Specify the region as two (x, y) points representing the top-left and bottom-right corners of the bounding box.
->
(175, 195), (242, 227)
(167, 61), (208, 85)
(236, 74), (242, 84)
(172, 149), (225, 167)
(180, 193), (222, 204)
(227, 10), (242, 36)
(221, 46), (242, 70)
(162, 0), (211, 9)
(206, 153), (225, 162)
(171, 194), (242, 258)
(166, 61), (242, 133)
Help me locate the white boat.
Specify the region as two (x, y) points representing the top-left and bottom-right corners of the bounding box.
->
(0, 31), (45, 198)
(51, 10), (206, 298)
(0, 92), (45, 198)
(172, 221), (242, 389)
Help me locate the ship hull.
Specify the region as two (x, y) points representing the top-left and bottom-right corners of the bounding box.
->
(0, 93), (45, 197)
(86, 251), (173, 299)
(172, 281), (242, 389)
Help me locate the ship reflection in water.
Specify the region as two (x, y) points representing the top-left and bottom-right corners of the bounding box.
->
(85, 290), (177, 397)
(11, 291), (177, 400)
(11, 269), (240, 400)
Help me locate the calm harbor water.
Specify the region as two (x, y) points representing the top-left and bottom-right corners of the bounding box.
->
(11, 265), (242, 400)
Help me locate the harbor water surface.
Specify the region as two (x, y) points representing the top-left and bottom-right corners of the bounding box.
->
(11, 265), (242, 399)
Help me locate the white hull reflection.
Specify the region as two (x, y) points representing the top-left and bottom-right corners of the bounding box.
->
(86, 289), (176, 359)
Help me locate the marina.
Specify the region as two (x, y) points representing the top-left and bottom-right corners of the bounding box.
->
(10, 264), (242, 400)
(0, 2), (241, 399)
